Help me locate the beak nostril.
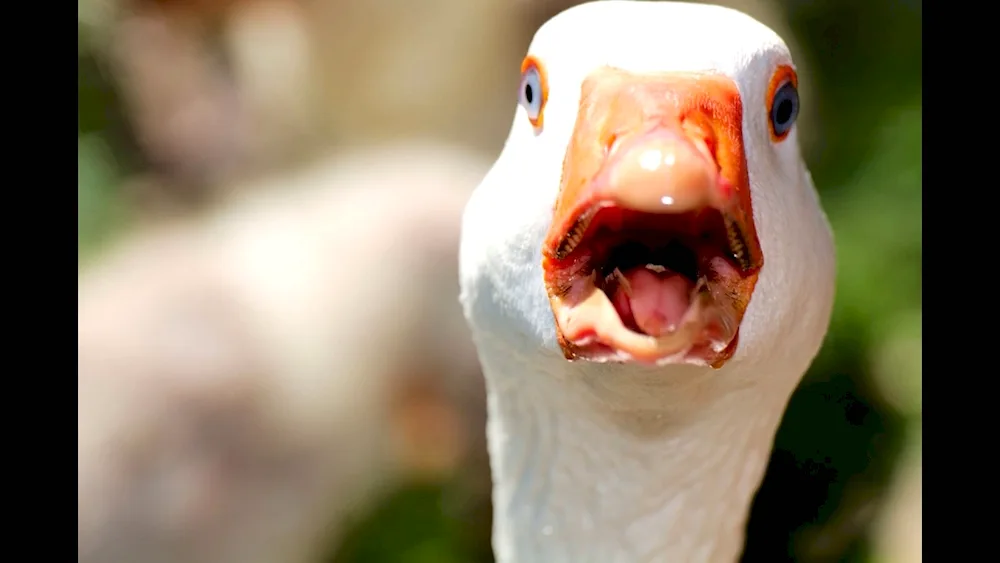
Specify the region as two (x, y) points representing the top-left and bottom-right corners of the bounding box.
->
(698, 138), (720, 171)
(605, 132), (621, 157)
(681, 118), (718, 162)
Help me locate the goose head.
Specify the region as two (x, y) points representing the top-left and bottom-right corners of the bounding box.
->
(461, 0), (834, 387)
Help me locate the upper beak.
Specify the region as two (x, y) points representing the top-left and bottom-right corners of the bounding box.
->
(544, 68), (758, 261)
(540, 67), (763, 366)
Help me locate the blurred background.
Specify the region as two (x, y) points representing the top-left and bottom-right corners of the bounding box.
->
(77, 0), (921, 562)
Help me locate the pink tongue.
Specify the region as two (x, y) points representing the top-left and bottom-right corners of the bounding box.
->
(611, 266), (694, 336)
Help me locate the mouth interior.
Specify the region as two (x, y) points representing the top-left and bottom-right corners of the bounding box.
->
(565, 206), (743, 342)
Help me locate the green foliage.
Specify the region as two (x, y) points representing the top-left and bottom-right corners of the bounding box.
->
(78, 41), (130, 262)
(331, 485), (482, 563)
(78, 133), (126, 260)
(827, 103), (921, 341)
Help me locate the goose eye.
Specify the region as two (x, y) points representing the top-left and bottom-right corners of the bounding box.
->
(766, 65), (799, 142)
(769, 82), (799, 138)
(519, 56), (548, 129)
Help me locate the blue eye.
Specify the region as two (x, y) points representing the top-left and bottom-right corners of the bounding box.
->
(520, 66), (543, 123)
(769, 81), (799, 138)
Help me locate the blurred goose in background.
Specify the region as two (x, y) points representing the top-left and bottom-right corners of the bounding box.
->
(78, 142), (489, 563)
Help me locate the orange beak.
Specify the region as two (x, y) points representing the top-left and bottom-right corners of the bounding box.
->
(541, 68), (763, 367)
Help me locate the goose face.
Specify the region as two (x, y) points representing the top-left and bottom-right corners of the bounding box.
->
(461, 1), (834, 373)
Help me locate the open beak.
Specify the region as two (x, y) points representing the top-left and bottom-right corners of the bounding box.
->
(541, 68), (763, 368)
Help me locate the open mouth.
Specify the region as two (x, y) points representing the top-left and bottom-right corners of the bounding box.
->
(540, 67), (763, 368)
(543, 196), (761, 367)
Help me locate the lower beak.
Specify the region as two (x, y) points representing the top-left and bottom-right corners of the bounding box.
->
(541, 68), (762, 367)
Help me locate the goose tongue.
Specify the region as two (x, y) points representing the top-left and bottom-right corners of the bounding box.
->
(611, 266), (695, 337)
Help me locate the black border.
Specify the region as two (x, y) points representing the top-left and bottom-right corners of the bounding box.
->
(923, 0), (975, 559)
(32, 3), (78, 557)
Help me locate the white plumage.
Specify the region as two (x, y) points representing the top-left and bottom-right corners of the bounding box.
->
(459, 2), (835, 562)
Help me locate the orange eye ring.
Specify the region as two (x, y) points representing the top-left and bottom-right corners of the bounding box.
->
(520, 55), (549, 130)
(766, 64), (799, 142)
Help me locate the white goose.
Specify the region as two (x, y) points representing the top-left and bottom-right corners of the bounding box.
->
(459, 2), (836, 562)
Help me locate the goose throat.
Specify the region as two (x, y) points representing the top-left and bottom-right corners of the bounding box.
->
(483, 359), (784, 563)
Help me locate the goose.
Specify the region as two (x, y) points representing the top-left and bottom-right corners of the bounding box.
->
(458, 2), (836, 562)
(78, 142), (489, 563)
